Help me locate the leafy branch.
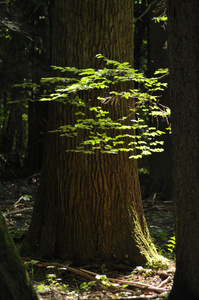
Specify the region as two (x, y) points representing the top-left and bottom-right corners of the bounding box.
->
(41, 54), (169, 159)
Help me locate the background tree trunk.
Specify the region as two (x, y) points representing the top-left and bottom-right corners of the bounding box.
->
(134, 0), (148, 71)
(148, 0), (172, 200)
(24, 101), (48, 176)
(168, 1), (199, 299)
(0, 212), (38, 300)
(22, 0), (158, 265)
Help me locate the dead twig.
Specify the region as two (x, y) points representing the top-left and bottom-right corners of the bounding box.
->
(157, 276), (171, 287)
(80, 268), (167, 293)
(9, 195), (32, 211)
(3, 207), (33, 216)
(7, 173), (40, 188)
(22, 258), (170, 294)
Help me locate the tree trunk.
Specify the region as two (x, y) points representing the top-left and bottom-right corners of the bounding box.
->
(134, 0), (148, 71)
(148, 0), (172, 200)
(0, 212), (38, 300)
(24, 101), (48, 176)
(22, 0), (158, 265)
(168, 1), (199, 299)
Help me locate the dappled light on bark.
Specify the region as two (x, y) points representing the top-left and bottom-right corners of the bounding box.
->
(22, 0), (161, 267)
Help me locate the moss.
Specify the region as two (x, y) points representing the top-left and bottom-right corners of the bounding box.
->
(0, 212), (38, 299)
(145, 255), (169, 270)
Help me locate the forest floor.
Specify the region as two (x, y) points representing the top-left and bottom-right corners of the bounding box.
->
(0, 156), (175, 300)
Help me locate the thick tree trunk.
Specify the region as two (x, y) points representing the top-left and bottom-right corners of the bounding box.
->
(22, 0), (158, 265)
(168, 1), (199, 299)
(0, 212), (38, 300)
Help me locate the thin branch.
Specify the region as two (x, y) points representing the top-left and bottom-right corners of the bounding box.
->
(157, 276), (171, 288)
(21, 258), (169, 294)
(3, 208), (33, 216)
(80, 268), (168, 293)
(151, 71), (169, 81)
(9, 196), (27, 211)
(132, 0), (160, 24)
(7, 173), (40, 188)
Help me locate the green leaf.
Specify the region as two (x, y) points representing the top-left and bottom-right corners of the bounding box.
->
(40, 54), (169, 158)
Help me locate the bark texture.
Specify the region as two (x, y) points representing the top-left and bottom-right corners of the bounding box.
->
(22, 0), (158, 265)
(0, 212), (38, 300)
(168, 1), (199, 299)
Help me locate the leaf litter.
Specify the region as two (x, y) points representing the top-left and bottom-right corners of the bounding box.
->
(0, 159), (175, 300)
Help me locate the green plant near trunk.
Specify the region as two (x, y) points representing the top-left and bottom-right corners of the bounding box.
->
(41, 55), (169, 158)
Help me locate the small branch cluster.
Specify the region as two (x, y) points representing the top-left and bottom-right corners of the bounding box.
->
(40, 55), (170, 159)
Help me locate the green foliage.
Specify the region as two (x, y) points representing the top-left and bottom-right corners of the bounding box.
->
(36, 272), (68, 295)
(24, 259), (39, 279)
(95, 274), (125, 289)
(166, 236), (176, 254)
(152, 16), (167, 23)
(95, 274), (110, 286)
(41, 55), (169, 158)
(79, 281), (96, 292)
(154, 231), (168, 240)
(145, 256), (169, 270)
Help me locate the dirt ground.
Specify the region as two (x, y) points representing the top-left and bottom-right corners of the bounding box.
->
(0, 155), (175, 300)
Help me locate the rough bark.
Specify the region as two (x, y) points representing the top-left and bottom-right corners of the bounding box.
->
(168, 1), (199, 299)
(0, 212), (38, 300)
(22, 0), (158, 266)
